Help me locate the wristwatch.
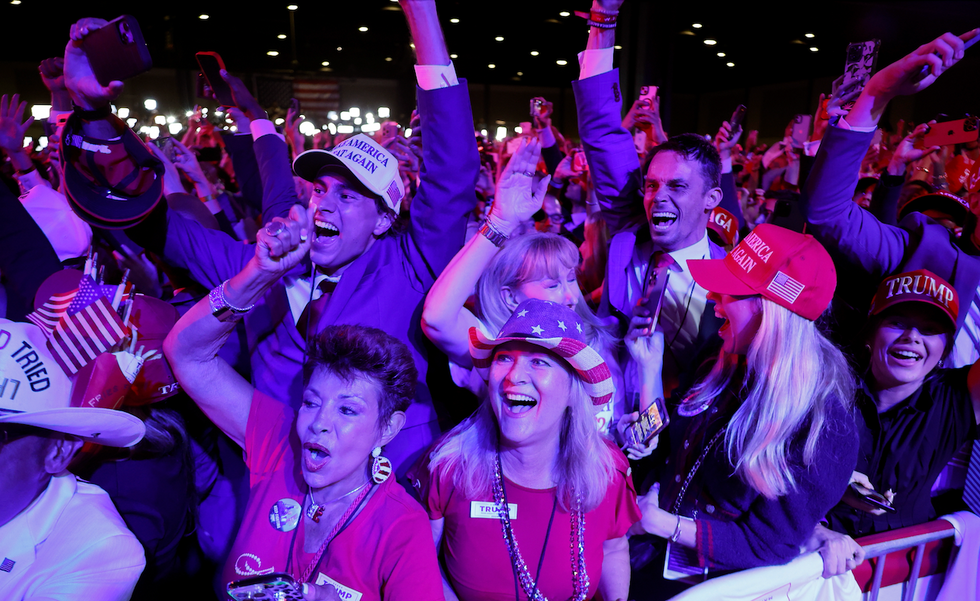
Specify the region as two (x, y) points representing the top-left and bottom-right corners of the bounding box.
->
(208, 281), (254, 322)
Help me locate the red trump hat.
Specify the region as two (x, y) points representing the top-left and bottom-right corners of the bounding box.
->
(870, 269), (958, 332)
(688, 223), (836, 321)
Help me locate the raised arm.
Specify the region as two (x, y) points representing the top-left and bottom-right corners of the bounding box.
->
(164, 204), (313, 447)
(400, 0), (480, 276)
(422, 139), (550, 365)
(572, 0), (645, 236)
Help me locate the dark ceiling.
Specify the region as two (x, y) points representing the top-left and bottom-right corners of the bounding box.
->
(2, 1), (979, 94)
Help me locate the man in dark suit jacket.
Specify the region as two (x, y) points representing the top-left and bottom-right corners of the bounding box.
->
(572, 12), (728, 409)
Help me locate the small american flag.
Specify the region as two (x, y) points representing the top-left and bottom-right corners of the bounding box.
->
(767, 271), (806, 304)
(0, 557), (14, 572)
(48, 276), (127, 375)
(26, 290), (76, 332)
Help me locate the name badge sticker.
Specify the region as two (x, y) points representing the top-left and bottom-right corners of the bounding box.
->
(470, 500), (517, 519)
(315, 573), (364, 601)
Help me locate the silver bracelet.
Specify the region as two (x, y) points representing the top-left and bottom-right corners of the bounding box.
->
(217, 279), (255, 313)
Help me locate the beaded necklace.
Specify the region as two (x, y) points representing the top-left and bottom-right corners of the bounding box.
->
(492, 453), (589, 601)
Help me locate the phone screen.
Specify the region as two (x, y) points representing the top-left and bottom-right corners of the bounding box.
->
(196, 52), (235, 106)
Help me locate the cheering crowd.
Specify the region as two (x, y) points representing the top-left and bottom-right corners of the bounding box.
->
(1, 1), (979, 600)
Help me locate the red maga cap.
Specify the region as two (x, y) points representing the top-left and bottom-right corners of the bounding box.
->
(870, 269), (958, 331)
(689, 223), (836, 321)
(707, 207), (739, 246)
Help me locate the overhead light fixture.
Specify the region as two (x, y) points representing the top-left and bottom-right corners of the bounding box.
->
(614, 45), (622, 50)
(517, 71), (523, 76)
(488, 64), (496, 69)
(359, 27), (368, 32)
(726, 62), (735, 67)
(556, 59), (568, 66)
(693, 23), (702, 28)
(337, 46), (343, 51)
(267, 51), (280, 56)
(559, 11), (570, 17)
(322, 61), (330, 66)
(495, 36), (504, 41)
(810, 47), (818, 52)
(717, 52), (726, 57)
(11, 1), (22, 4)
(287, 4), (298, 10)
(278, 34), (287, 39)
(805, 33), (815, 38)
(450, 18), (459, 23)
(385, 57), (392, 61)
(704, 39), (717, 46)
(275, 118), (285, 125)
(199, 14), (209, 20)
(530, 51), (539, 56)
(450, 53), (458, 58)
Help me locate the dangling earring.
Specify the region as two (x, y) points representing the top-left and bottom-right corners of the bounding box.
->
(371, 446), (392, 484)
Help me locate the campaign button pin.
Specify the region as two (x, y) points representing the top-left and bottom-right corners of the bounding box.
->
(269, 498), (302, 532)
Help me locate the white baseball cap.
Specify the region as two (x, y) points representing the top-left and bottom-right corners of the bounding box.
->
(0, 320), (145, 447)
(292, 134), (405, 213)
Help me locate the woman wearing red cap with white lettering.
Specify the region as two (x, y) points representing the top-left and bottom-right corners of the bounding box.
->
(813, 269), (980, 575)
(625, 223), (859, 599)
(412, 298), (639, 601)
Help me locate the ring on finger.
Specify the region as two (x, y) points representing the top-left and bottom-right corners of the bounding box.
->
(265, 221), (286, 237)
(520, 171), (535, 177)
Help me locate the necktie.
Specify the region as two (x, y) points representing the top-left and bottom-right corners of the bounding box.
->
(297, 279), (336, 340)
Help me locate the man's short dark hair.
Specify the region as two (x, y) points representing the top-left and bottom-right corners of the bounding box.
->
(304, 325), (417, 430)
(645, 133), (722, 191)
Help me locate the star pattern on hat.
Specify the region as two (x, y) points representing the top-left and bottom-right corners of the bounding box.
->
(531, 325), (544, 336)
(576, 323), (582, 333)
(558, 320), (567, 331)
(518, 309), (528, 317)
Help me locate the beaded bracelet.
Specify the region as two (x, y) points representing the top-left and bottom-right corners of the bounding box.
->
(218, 279), (255, 313)
(574, 9), (619, 29)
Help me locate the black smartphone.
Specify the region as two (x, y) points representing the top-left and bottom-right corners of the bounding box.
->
(923, 116), (980, 148)
(227, 572), (304, 600)
(150, 137), (177, 162)
(729, 104), (746, 140)
(849, 482), (896, 513)
(624, 396), (669, 447)
(81, 15), (152, 86)
(196, 51), (235, 107)
(839, 39), (881, 104)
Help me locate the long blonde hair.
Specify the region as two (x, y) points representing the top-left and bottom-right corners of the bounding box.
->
(476, 232), (613, 348)
(426, 373), (615, 512)
(682, 299), (854, 499)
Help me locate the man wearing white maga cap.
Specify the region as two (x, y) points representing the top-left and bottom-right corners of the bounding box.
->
(0, 319), (146, 601)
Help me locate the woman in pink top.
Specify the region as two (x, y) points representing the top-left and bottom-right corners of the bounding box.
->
(164, 201), (441, 601)
(412, 298), (640, 601)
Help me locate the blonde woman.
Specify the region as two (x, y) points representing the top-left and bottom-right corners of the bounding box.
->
(626, 224), (858, 599)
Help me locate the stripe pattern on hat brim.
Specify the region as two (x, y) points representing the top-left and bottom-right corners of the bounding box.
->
(468, 327), (614, 405)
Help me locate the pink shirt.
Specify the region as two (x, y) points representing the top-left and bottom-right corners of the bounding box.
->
(222, 390), (442, 601)
(415, 443), (640, 601)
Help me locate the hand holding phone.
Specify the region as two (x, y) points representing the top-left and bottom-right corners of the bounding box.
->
(638, 86), (658, 110)
(623, 396), (669, 447)
(848, 482), (896, 513)
(196, 52), (235, 107)
(80, 16), (153, 87)
(227, 572), (304, 600)
(728, 105), (746, 141)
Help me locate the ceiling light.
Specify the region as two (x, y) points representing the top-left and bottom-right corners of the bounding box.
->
(450, 18), (459, 23)
(556, 59), (568, 66)
(717, 52), (726, 57)
(614, 45), (622, 50)
(199, 14), (209, 20)
(321, 61), (330, 66)
(450, 53), (458, 59)
(495, 36), (504, 41)
(287, 4), (298, 10)
(810, 47), (818, 52)
(517, 71), (523, 76)
(11, 1), (22, 4)
(277, 34), (286, 39)
(704, 39), (717, 46)
(359, 27), (368, 32)
(805, 33), (815, 38)
(385, 57), (392, 61)
(726, 62), (735, 67)
(337, 47), (342, 51)
(559, 11), (570, 17)
(693, 23), (702, 28)
(488, 64), (496, 69)
(267, 51), (280, 56)
(530, 51), (539, 56)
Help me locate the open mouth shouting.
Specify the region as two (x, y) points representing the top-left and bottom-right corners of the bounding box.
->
(649, 211), (678, 232)
(303, 442), (331, 472)
(503, 392), (538, 415)
(314, 218), (340, 242)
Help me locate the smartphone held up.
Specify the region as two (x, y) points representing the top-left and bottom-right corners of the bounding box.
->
(81, 15), (152, 86)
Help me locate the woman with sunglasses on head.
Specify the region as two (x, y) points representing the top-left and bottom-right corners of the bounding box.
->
(625, 224), (859, 599)
(413, 298), (640, 601)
